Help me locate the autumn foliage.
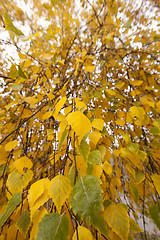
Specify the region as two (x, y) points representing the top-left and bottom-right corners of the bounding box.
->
(0, 0), (160, 239)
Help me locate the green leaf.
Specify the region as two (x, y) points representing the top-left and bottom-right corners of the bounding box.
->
(70, 175), (107, 236)
(0, 193), (22, 227)
(78, 139), (90, 161)
(134, 169), (145, 184)
(70, 175), (103, 219)
(129, 185), (139, 201)
(86, 163), (93, 175)
(16, 210), (30, 234)
(123, 20), (132, 28)
(127, 143), (139, 152)
(88, 150), (102, 165)
(153, 35), (160, 41)
(104, 203), (129, 240)
(18, 65), (27, 79)
(0, 165), (9, 178)
(37, 213), (69, 240)
(149, 204), (160, 230)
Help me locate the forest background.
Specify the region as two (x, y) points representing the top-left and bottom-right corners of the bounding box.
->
(0, 0), (160, 239)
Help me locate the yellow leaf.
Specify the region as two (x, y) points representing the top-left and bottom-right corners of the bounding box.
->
(49, 174), (71, 213)
(140, 96), (155, 108)
(115, 119), (125, 127)
(98, 145), (106, 161)
(84, 65), (95, 72)
(14, 156), (33, 174)
(75, 100), (87, 112)
(126, 164), (135, 178)
(46, 67), (51, 79)
(130, 106), (145, 118)
(34, 31), (40, 37)
(76, 156), (87, 176)
(0, 147), (8, 164)
(93, 164), (103, 179)
(92, 118), (104, 131)
(157, 101), (160, 109)
(104, 203), (129, 240)
(5, 140), (18, 151)
(28, 179), (46, 207)
(103, 161), (112, 176)
(42, 111), (52, 120)
(7, 170), (33, 194)
(72, 226), (93, 240)
(105, 32), (114, 40)
(5, 102), (15, 111)
(21, 109), (32, 118)
(89, 131), (101, 145)
(57, 59), (65, 64)
(30, 206), (47, 240)
(47, 92), (54, 101)
(122, 134), (131, 145)
(66, 111), (92, 142)
(29, 178), (50, 218)
(53, 97), (66, 120)
(131, 80), (143, 86)
(115, 82), (125, 89)
(75, 57), (83, 62)
(151, 174), (160, 194)
(106, 89), (116, 96)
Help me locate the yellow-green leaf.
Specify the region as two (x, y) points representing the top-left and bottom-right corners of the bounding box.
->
(7, 170), (33, 194)
(129, 218), (143, 233)
(24, 96), (38, 105)
(4, 12), (25, 38)
(66, 111), (92, 142)
(115, 82), (125, 89)
(49, 174), (71, 213)
(104, 203), (129, 240)
(88, 150), (102, 165)
(78, 139), (90, 161)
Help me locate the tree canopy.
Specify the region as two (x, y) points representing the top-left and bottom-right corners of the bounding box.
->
(0, 0), (160, 239)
